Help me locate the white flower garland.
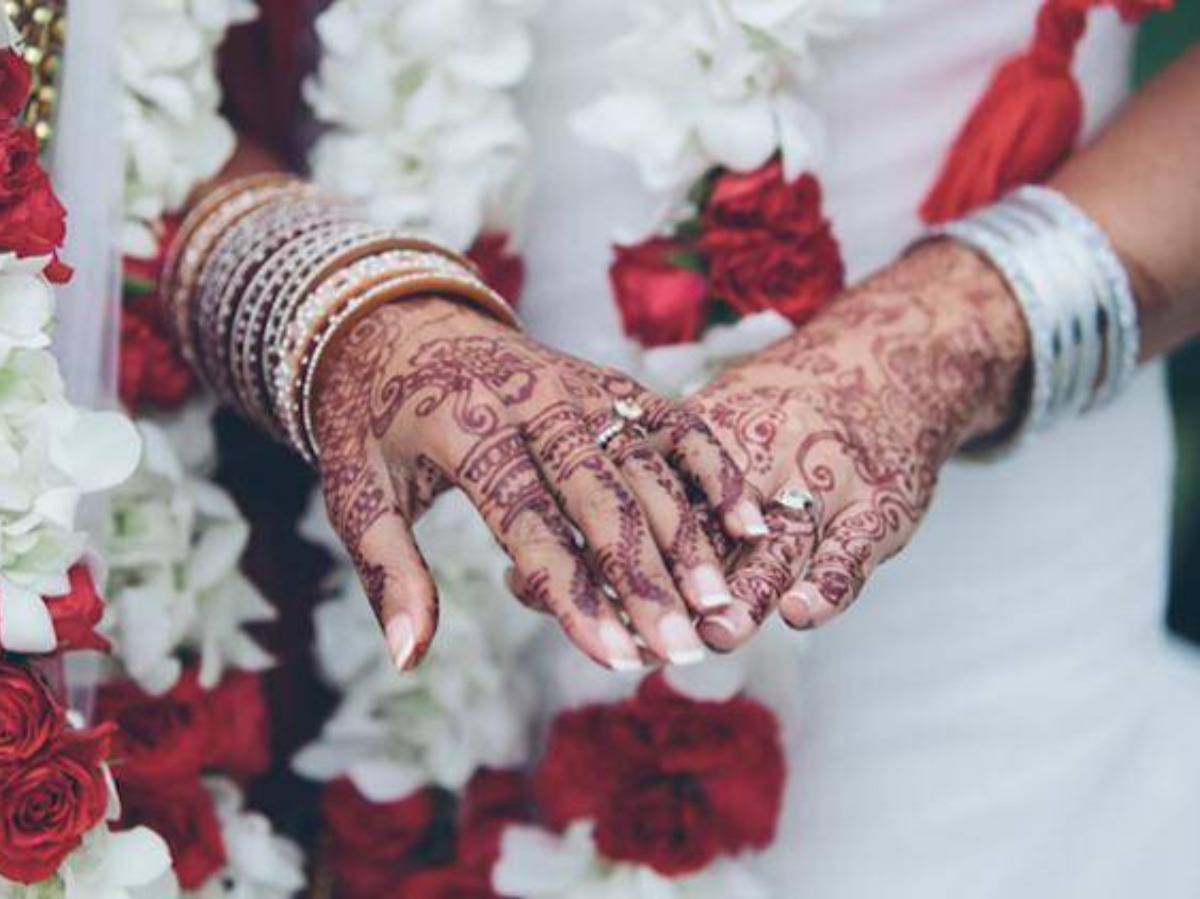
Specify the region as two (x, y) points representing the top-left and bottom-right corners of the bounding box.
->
(98, 421), (276, 696)
(109, 3), (300, 897)
(108, 0), (276, 698)
(305, 0), (542, 250)
(119, 0), (258, 256)
(0, 253), (141, 654)
(575, 0), (886, 192)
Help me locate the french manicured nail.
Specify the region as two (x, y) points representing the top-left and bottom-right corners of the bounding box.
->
(738, 501), (769, 538)
(784, 583), (826, 627)
(702, 614), (740, 639)
(688, 564), (733, 611)
(600, 621), (644, 672)
(793, 582), (824, 611)
(385, 613), (416, 670)
(658, 612), (706, 666)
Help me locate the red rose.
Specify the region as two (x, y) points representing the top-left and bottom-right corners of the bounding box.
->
(598, 778), (720, 876)
(97, 670), (211, 787)
(118, 778), (226, 890)
(633, 675), (785, 851)
(0, 660), (64, 768)
(610, 237), (710, 348)
(458, 768), (530, 872)
(699, 162), (844, 325)
(203, 672), (270, 780)
(534, 675), (785, 877)
(43, 564), (110, 654)
(0, 50), (31, 118)
(0, 725), (113, 884)
(467, 233), (525, 305)
(324, 778), (436, 898)
(0, 122), (68, 273)
(119, 297), (196, 412)
(533, 702), (652, 831)
(398, 867), (497, 899)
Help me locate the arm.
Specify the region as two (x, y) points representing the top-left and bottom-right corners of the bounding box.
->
(1052, 47), (1200, 358)
(690, 47), (1200, 651)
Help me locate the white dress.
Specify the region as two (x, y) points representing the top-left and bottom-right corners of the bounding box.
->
(519, 1), (1200, 896)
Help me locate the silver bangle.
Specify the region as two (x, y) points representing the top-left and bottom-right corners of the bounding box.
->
(927, 186), (1141, 448)
(1012, 186), (1140, 409)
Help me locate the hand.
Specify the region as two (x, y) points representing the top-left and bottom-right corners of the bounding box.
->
(311, 298), (766, 671)
(688, 242), (1031, 650)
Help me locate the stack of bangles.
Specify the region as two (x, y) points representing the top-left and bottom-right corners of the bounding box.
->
(928, 184), (1142, 449)
(160, 174), (520, 464)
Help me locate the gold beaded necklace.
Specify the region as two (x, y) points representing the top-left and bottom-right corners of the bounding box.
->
(4, 0), (65, 148)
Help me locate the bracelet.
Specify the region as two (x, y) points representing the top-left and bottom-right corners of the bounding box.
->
(927, 185), (1141, 448)
(163, 175), (302, 363)
(161, 174), (521, 461)
(1016, 186), (1140, 409)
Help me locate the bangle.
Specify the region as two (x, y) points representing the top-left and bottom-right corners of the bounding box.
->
(165, 174), (521, 461)
(926, 185), (1141, 449)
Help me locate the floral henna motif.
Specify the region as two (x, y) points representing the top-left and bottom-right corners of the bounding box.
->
(693, 242), (1030, 638)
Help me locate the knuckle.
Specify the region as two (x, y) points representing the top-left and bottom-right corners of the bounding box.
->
(577, 483), (624, 521)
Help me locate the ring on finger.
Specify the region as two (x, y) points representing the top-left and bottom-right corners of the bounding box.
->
(595, 398), (648, 451)
(770, 487), (823, 525)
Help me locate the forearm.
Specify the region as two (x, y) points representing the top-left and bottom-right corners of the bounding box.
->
(186, 137), (287, 210)
(1051, 47), (1200, 360)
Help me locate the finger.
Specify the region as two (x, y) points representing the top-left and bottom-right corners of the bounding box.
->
(697, 498), (820, 653)
(321, 455), (438, 671)
(505, 566), (550, 614)
(780, 508), (885, 630)
(525, 403), (707, 666)
(608, 436), (734, 617)
(454, 425), (644, 671)
(649, 405), (767, 541)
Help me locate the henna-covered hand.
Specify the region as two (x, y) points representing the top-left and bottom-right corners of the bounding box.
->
(688, 241), (1031, 650)
(312, 298), (765, 672)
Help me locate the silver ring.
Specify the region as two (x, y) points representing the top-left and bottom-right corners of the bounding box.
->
(595, 419), (627, 450)
(596, 399), (647, 450)
(613, 398), (646, 423)
(771, 487), (821, 521)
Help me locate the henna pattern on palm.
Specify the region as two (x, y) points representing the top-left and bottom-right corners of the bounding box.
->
(312, 298), (755, 670)
(690, 242), (1030, 647)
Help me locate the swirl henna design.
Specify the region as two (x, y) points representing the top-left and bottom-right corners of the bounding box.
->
(689, 242), (1031, 651)
(312, 298), (763, 671)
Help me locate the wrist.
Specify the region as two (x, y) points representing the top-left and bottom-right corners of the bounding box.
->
(890, 241), (1032, 449)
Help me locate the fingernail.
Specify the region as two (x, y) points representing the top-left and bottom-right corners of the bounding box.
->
(385, 613), (416, 670)
(689, 564), (733, 612)
(738, 501), (769, 538)
(703, 614), (739, 638)
(658, 612), (706, 666)
(600, 621), (644, 673)
(791, 582), (825, 614)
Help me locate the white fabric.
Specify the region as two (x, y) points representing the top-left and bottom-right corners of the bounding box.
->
(522, 1), (1200, 896)
(48, 0), (125, 722)
(51, 0), (123, 411)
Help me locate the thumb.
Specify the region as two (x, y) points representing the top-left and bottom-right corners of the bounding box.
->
(324, 468), (440, 671)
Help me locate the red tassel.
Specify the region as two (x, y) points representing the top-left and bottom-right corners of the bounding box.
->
(920, 0), (1174, 223)
(921, 0), (1088, 223)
